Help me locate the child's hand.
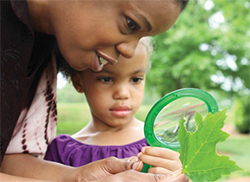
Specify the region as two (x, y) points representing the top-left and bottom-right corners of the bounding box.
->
(137, 146), (182, 174)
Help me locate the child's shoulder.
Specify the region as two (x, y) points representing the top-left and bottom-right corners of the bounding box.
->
(50, 134), (73, 144)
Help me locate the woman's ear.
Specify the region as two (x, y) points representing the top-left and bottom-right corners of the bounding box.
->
(71, 73), (84, 93)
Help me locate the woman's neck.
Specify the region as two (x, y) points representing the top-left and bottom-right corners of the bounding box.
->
(26, 0), (51, 34)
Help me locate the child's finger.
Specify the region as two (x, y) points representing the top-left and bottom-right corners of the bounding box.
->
(165, 169), (189, 182)
(138, 153), (180, 171)
(141, 147), (179, 160)
(147, 166), (171, 175)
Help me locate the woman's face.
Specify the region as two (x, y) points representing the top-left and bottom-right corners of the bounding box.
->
(48, 0), (181, 72)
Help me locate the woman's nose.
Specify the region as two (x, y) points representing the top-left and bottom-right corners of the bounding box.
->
(116, 38), (140, 59)
(113, 84), (130, 100)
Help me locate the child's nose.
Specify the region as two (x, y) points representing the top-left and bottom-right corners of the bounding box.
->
(116, 38), (140, 59)
(113, 84), (130, 100)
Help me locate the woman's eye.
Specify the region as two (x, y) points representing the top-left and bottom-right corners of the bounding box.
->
(131, 77), (143, 83)
(99, 77), (112, 83)
(126, 17), (139, 31)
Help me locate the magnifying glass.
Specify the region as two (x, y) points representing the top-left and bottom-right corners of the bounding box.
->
(141, 88), (219, 172)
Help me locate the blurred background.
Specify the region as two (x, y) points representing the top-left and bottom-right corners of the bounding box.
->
(56, 0), (250, 181)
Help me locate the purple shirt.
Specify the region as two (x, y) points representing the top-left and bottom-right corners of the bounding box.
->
(44, 134), (149, 167)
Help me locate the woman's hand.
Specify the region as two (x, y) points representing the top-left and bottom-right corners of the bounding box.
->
(63, 155), (188, 182)
(137, 146), (183, 174)
(74, 155), (188, 182)
(91, 170), (188, 182)
(72, 156), (139, 181)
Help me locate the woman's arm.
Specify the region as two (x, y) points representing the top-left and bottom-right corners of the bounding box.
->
(2, 154), (136, 181)
(1, 153), (188, 182)
(1, 154), (77, 181)
(0, 172), (51, 182)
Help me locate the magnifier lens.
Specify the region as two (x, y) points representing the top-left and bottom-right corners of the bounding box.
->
(153, 97), (208, 145)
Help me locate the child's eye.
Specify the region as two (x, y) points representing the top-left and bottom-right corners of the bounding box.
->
(131, 77), (143, 83)
(126, 17), (139, 31)
(98, 77), (112, 83)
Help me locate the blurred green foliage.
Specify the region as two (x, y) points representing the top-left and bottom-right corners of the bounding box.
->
(147, 0), (250, 96)
(145, 0), (250, 133)
(230, 95), (250, 133)
(57, 83), (87, 103)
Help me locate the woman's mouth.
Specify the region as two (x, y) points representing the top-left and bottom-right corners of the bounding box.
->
(99, 56), (108, 67)
(91, 55), (108, 72)
(92, 51), (118, 72)
(97, 51), (118, 65)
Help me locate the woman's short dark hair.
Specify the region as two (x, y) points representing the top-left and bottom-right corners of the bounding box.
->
(178, 0), (190, 12)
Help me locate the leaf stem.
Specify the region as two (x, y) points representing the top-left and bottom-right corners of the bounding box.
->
(166, 168), (183, 178)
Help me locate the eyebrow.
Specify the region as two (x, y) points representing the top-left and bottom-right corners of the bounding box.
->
(133, 69), (147, 74)
(134, 8), (152, 32)
(100, 68), (147, 75)
(143, 16), (152, 32)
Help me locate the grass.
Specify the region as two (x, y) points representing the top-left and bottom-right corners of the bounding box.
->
(56, 102), (250, 180)
(57, 102), (91, 135)
(216, 136), (250, 181)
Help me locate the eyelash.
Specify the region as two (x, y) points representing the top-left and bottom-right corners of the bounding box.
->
(131, 77), (143, 83)
(97, 77), (143, 83)
(98, 77), (112, 83)
(126, 17), (139, 32)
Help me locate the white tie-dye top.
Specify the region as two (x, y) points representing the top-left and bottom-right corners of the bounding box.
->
(6, 55), (58, 157)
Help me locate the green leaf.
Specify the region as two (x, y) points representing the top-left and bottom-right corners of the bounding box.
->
(178, 108), (242, 182)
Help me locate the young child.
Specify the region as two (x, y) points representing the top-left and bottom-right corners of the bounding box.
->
(45, 37), (182, 175)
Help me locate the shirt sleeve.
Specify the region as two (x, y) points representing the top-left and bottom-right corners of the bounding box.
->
(6, 55), (58, 157)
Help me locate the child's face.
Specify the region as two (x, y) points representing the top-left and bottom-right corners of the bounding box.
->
(50, 0), (181, 72)
(73, 43), (148, 128)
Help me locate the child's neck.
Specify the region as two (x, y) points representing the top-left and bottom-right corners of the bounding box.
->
(72, 118), (145, 146)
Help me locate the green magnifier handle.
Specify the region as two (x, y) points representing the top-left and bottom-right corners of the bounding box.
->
(141, 163), (151, 173)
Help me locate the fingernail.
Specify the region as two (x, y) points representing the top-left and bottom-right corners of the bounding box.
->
(132, 161), (142, 170)
(127, 156), (138, 163)
(137, 152), (141, 158)
(141, 147), (146, 153)
(141, 146), (151, 153)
